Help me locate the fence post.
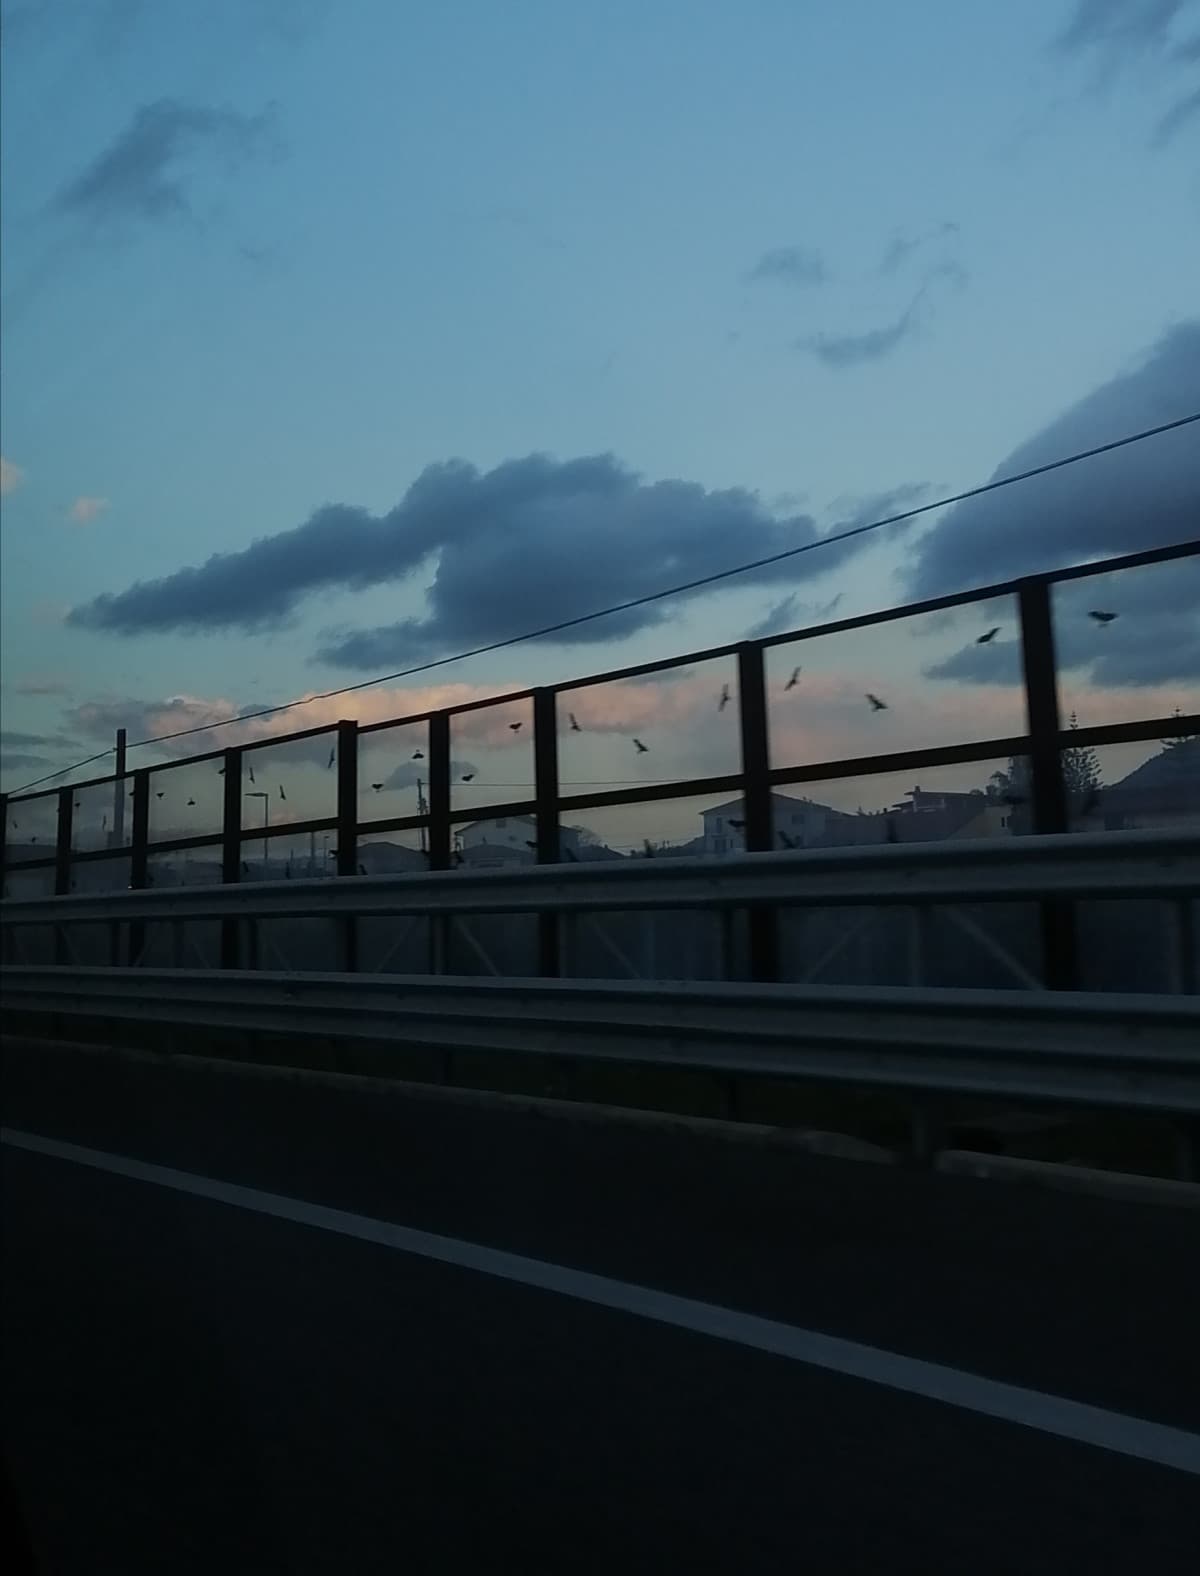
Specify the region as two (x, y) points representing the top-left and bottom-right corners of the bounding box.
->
(335, 720), (359, 972)
(216, 748), (242, 968)
(1017, 578), (1076, 989)
(0, 792), (7, 905)
(533, 687), (561, 977)
(737, 643), (778, 982)
(127, 771), (150, 966)
(52, 786), (73, 965)
(427, 712), (450, 872)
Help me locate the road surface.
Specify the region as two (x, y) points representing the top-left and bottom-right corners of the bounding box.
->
(3, 1037), (1198, 1573)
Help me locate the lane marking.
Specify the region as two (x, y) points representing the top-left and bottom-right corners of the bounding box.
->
(5, 1124), (1199, 1478)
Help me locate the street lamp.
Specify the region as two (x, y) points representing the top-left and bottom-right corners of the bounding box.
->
(245, 790), (269, 871)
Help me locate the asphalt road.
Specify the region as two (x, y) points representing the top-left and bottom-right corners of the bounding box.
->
(3, 1037), (1199, 1574)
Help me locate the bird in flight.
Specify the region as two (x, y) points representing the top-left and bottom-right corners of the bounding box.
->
(327, 747), (336, 769)
(186, 798), (196, 808)
(247, 763), (256, 784)
(865, 693), (888, 711)
(217, 766), (225, 776)
(785, 667), (801, 691)
(568, 712), (581, 732)
(633, 738), (649, 753)
(509, 721), (523, 732)
(728, 818), (745, 829)
(412, 750), (424, 760)
(371, 782), (383, 792)
(461, 772), (475, 782)
(155, 791), (164, 799)
(278, 785), (286, 802)
(1088, 610), (1118, 624)
(718, 684), (731, 712)
(525, 839), (537, 849)
(976, 627), (1000, 645)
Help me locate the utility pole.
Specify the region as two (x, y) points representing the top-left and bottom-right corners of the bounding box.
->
(111, 728), (127, 849)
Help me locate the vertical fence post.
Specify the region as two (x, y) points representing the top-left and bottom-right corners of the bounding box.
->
(219, 748), (242, 968)
(1017, 578), (1076, 989)
(335, 720), (359, 972)
(427, 712), (450, 872)
(737, 643), (778, 982)
(0, 792), (8, 909)
(128, 770), (150, 966)
(533, 687), (561, 977)
(52, 786), (73, 965)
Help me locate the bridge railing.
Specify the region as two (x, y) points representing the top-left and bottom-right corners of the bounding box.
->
(2, 829), (1196, 994)
(2, 538), (1198, 991)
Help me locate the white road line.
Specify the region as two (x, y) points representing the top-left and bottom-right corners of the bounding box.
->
(5, 1124), (1199, 1478)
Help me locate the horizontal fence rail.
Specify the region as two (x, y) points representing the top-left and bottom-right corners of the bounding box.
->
(4, 967), (1198, 1119)
(1, 830), (1196, 924)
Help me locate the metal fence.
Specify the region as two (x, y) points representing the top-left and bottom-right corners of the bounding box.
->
(3, 538), (1197, 990)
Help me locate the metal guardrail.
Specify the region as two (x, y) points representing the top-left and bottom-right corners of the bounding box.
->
(2, 829), (1196, 925)
(3, 966), (1198, 1118)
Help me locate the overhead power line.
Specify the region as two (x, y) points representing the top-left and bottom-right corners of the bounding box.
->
(7, 409), (1199, 798)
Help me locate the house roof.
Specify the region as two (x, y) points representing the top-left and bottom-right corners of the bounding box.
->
(702, 792), (842, 818)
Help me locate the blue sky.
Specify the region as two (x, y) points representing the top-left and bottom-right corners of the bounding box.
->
(1, 0), (1197, 809)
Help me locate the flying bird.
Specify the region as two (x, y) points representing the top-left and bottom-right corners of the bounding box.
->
(728, 818), (745, 829)
(326, 747), (336, 769)
(278, 785), (286, 802)
(509, 721), (522, 733)
(247, 764), (255, 784)
(1088, 610), (1118, 624)
(525, 839), (537, 849)
(155, 791), (164, 799)
(718, 684), (731, 712)
(976, 627), (1000, 645)
(371, 782), (383, 792)
(412, 750), (424, 760)
(785, 667), (801, 691)
(633, 738), (649, 753)
(217, 766), (225, 776)
(865, 693), (888, 712)
(568, 712), (581, 732)
(186, 798), (196, 807)
(461, 772), (475, 782)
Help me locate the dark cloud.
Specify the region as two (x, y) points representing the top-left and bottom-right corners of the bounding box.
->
(0, 751), (50, 772)
(907, 321), (1200, 600)
(915, 321), (1200, 688)
(745, 592), (844, 640)
(1154, 82), (1200, 141)
(55, 98), (275, 226)
(878, 222), (959, 275)
(746, 246), (827, 287)
(383, 759), (476, 790)
(1055, 1), (1200, 147)
(1, 729), (59, 748)
(798, 298), (921, 368)
(70, 453), (896, 670)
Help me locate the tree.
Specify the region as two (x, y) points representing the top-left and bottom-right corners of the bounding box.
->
(1061, 712), (1101, 808)
(986, 713), (1101, 827)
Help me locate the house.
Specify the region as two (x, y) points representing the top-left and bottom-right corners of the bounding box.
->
(457, 816), (583, 867)
(1083, 739), (1200, 832)
(700, 793), (853, 855)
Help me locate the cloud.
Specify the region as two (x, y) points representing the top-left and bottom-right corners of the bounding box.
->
(0, 730), (61, 749)
(907, 321), (1200, 599)
(798, 298), (921, 368)
(746, 246), (827, 287)
(1054, 0), (1200, 146)
(69, 495), (109, 524)
(0, 752), (51, 773)
(7, 674), (73, 697)
(54, 98), (274, 227)
(913, 321), (1200, 688)
(0, 456), (24, 495)
(68, 453), (892, 668)
(383, 759), (477, 790)
(745, 592), (844, 640)
(878, 222), (959, 275)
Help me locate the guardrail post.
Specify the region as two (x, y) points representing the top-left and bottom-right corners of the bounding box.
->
(1018, 579), (1077, 989)
(219, 748), (242, 968)
(737, 643), (778, 982)
(336, 720), (359, 971)
(533, 687), (561, 976)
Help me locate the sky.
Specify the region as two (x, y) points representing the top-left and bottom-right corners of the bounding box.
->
(1, 0), (1198, 843)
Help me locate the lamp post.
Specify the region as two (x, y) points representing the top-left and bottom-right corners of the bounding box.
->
(245, 790), (269, 872)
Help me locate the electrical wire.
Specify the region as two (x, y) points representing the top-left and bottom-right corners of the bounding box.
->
(7, 409), (1198, 799)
